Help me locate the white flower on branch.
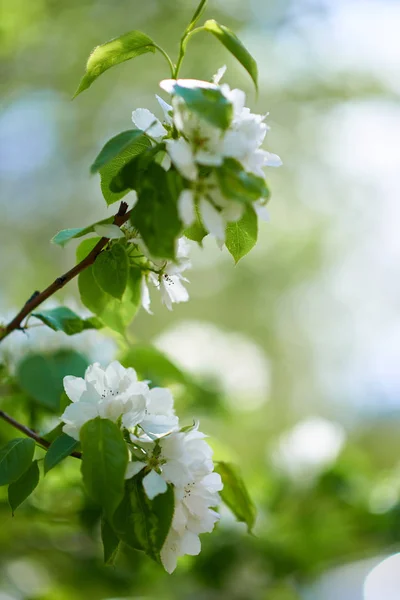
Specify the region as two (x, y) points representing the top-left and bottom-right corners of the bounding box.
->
(140, 237), (191, 312)
(61, 361), (178, 440)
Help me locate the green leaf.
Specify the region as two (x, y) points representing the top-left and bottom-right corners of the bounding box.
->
(100, 137), (151, 206)
(80, 418), (128, 522)
(101, 518), (120, 565)
(184, 202), (208, 244)
(44, 434), (79, 474)
(130, 164), (183, 259)
(79, 266), (142, 335)
(215, 461), (256, 532)
(91, 129), (145, 174)
(8, 460), (40, 514)
(109, 144), (162, 195)
(113, 474), (174, 561)
(51, 218), (113, 247)
(76, 237), (101, 262)
(0, 438), (35, 486)
(121, 344), (187, 386)
(216, 158), (270, 203)
(171, 83), (233, 130)
(204, 20), (258, 91)
(74, 30), (157, 97)
(16, 351), (89, 411)
(187, 0), (208, 32)
(93, 244), (129, 300)
(32, 307), (102, 336)
(225, 204), (258, 264)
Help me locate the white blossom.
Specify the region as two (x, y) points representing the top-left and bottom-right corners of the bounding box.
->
(140, 237), (191, 312)
(93, 223), (125, 239)
(60, 361), (178, 440)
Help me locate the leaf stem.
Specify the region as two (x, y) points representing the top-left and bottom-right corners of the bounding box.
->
(0, 410), (82, 459)
(174, 27), (205, 79)
(153, 44), (176, 78)
(0, 202), (131, 345)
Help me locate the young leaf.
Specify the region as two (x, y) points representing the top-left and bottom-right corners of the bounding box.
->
(44, 433), (79, 474)
(93, 244), (129, 300)
(113, 474), (174, 561)
(0, 438), (35, 486)
(8, 460), (40, 514)
(32, 307), (102, 336)
(130, 164), (183, 259)
(184, 203), (208, 244)
(204, 20), (258, 91)
(215, 461), (256, 532)
(79, 266), (142, 335)
(76, 237), (101, 262)
(101, 518), (120, 566)
(216, 158), (270, 203)
(16, 351), (89, 411)
(162, 81), (233, 130)
(225, 204), (258, 264)
(80, 417), (128, 522)
(100, 137), (151, 206)
(51, 218), (113, 247)
(74, 31), (157, 97)
(187, 0), (208, 32)
(91, 130), (145, 174)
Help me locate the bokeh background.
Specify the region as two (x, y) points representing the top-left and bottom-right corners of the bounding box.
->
(1, 0), (400, 598)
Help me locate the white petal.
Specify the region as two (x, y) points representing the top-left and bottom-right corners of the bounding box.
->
(195, 150), (223, 166)
(140, 277), (152, 314)
(254, 202), (270, 222)
(199, 198), (226, 241)
(147, 387), (174, 415)
(212, 65), (227, 84)
(180, 531), (201, 556)
(132, 108), (167, 139)
(161, 530), (179, 573)
(143, 470), (168, 499)
(165, 139), (197, 181)
(221, 202), (244, 222)
(94, 224), (124, 239)
(63, 376), (86, 403)
(125, 461), (146, 479)
(160, 79), (218, 94)
(178, 189), (196, 226)
(264, 152), (282, 167)
(160, 152), (171, 171)
(155, 94), (173, 124)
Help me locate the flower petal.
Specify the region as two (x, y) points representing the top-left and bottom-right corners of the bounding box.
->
(125, 461), (146, 479)
(132, 108), (167, 139)
(143, 470), (168, 499)
(140, 277), (152, 314)
(63, 376), (86, 403)
(155, 94), (173, 124)
(94, 224), (124, 239)
(178, 189), (195, 226)
(199, 198), (226, 241)
(166, 139), (197, 181)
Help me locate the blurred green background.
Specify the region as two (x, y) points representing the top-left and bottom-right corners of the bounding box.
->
(1, 0), (400, 598)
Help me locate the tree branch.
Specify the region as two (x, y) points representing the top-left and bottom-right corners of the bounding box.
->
(0, 410), (82, 459)
(0, 202), (130, 344)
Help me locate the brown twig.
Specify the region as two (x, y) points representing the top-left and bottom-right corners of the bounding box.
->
(0, 202), (130, 344)
(0, 410), (82, 459)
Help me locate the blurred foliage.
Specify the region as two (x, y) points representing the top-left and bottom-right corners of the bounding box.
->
(1, 0), (400, 599)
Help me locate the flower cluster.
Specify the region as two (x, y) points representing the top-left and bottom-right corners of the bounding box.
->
(60, 360), (222, 573)
(131, 68), (281, 242)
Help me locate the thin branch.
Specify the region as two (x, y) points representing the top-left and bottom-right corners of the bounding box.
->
(0, 201), (131, 344)
(0, 410), (82, 459)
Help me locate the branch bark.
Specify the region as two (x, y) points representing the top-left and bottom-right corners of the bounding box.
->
(0, 410), (82, 459)
(0, 202), (130, 344)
